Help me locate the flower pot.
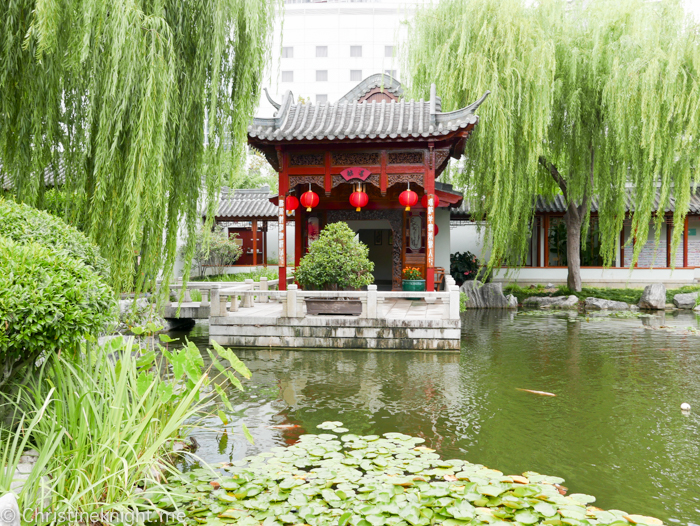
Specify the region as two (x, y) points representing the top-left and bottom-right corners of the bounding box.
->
(305, 298), (362, 316)
(402, 279), (425, 300)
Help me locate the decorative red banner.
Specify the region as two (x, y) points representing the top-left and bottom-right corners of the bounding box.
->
(339, 167), (371, 181)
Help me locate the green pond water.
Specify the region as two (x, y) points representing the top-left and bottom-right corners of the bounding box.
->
(173, 310), (700, 524)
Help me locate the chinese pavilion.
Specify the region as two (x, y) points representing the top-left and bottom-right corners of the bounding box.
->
(248, 74), (488, 291)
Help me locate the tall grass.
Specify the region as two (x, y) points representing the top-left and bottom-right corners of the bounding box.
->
(0, 335), (248, 523)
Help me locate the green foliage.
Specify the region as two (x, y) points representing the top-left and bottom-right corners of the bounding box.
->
(505, 283), (700, 305)
(0, 0), (280, 294)
(404, 0), (700, 277)
(156, 421), (661, 526)
(403, 267), (423, 280)
(295, 222), (375, 291)
(184, 226), (243, 278)
(0, 335), (251, 516)
(191, 267), (279, 283)
(450, 251), (480, 285)
(0, 197), (108, 277)
(0, 236), (115, 389)
(460, 292), (468, 312)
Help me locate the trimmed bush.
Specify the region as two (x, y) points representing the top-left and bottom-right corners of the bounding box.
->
(0, 237), (115, 388)
(295, 222), (374, 291)
(0, 197), (108, 277)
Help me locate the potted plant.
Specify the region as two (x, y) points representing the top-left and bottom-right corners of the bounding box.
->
(402, 267), (425, 295)
(294, 222), (375, 315)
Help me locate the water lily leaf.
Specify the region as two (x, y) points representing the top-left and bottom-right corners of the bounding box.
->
(569, 493), (596, 505)
(533, 502), (557, 516)
(624, 515), (664, 525)
(477, 484), (506, 497)
(338, 511), (353, 526)
(514, 510), (539, 524)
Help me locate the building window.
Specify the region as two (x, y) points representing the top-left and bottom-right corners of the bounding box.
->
(316, 70), (328, 82)
(316, 94), (328, 104)
(350, 70), (362, 81)
(385, 45), (395, 58)
(282, 47), (293, 59)
(316, 46), (328, 58)
(384, 69), (397, 79)
(350, 45), (362, 57)
(282, 71), (293, 82)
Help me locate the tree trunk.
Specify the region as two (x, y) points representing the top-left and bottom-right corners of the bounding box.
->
(564, 202), (584, 292)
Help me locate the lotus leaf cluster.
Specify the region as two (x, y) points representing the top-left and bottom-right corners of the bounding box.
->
(148, 422), (664, 526)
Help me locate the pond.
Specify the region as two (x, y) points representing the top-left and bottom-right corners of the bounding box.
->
(172, 310), (700, 524)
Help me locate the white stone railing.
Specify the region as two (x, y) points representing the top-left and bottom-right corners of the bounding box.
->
(212, 275), (460, 321)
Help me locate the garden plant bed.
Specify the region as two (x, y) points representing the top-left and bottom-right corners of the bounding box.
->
(153, 421), (664, 526)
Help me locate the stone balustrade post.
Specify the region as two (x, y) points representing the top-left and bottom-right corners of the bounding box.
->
(210, 284), (221, 316)
(367, 285), (378, 319)
(242, 279), (255, 307)
(200, 288), (210, 307)
(449, 285), (460, 320)
(229, 293), (239, 312)
(259, 277), (269, 303)
(286, 284), (298, 318)
(183, 285), (192, 303)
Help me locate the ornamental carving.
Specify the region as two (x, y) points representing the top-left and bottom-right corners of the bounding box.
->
(331, 152), (380, 166)
(289, 175), (324, 188)
(327, 209), (404, 291)
(388, 151), (424, 165)
(332, 174), (380, 189)
(434, 149), (450, 169)
(387, 174), (424, 189)
(289, 153), (324, 166)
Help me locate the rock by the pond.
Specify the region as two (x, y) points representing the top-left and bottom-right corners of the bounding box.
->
(522, 295), (579, 309)
(673, 291), (699, 309)
(584, 297), (630, 311)
(459, 281), (509, 309)
(506, 294), (518, 309)
(118, 297), (150, 315)
(0, 493), (20, 526)
(638, 284), (666, 310)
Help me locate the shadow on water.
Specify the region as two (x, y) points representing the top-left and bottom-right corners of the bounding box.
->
(169, 310), (700, 524)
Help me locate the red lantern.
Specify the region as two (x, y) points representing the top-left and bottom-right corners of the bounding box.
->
(399, 186), (418, 211)
(421, 194), (440, 209)
(349, 183), (369, 212)
(300, 186), (319, 212)
(434, 224), (439, 236)
(285, 195), (299, 215)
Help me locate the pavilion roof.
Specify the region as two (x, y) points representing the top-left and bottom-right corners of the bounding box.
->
(209, 186), (279, 222)
(248, 74), (489, 143)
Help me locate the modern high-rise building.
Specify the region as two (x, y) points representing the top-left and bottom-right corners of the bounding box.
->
(257, 0), (428, 117)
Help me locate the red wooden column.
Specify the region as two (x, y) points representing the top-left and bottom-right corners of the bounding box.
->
(252, 219), (258, 267)
(683, 215), (689, 268)
(543, 214), (550, 267)
(295, 206), (303, 269)
(278, 148), (288, 290)
(666, 217), (672, 268)
(425, 145), (436, 291)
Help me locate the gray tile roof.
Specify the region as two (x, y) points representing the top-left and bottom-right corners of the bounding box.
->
(211, 186), (278, 221)
(249, 75), (489, 143)
(452, 187), (700, 217)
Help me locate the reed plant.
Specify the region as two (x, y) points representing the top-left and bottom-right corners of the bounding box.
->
(0, 332), (249, 523)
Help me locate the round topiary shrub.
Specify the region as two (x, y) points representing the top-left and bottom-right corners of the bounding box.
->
(0, 197), (109, 277)
(0, 237), (116, 388)
(294, 222), (374, 291)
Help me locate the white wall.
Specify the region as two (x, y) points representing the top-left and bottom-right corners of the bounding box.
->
(435, 208), (451, 271)
(450, 221), (491, 263)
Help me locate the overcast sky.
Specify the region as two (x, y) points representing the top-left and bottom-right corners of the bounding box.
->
(686, 0), (700, 19)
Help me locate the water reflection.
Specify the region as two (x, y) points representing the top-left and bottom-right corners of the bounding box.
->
(172, 311), (700, 523)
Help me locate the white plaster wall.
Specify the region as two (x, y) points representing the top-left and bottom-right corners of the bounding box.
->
(435, 208), (451, 271)
(266, 222), (296, 265)
(450, 222), (491, 262)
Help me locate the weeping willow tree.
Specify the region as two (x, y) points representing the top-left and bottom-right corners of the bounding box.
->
(0, 0), (280, 293)
(404, 0), (700, 291)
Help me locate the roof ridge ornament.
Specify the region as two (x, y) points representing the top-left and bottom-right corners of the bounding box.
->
(264, 88), (280, 110)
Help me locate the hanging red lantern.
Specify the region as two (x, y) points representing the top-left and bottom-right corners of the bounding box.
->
(300, 184), (319, 212)
(434, 224), (439, 236)
(285, 195), (299, 216)
(421, 193), (440, 209)
(349, 183), (369, 212)
(399, 184), (418, 212)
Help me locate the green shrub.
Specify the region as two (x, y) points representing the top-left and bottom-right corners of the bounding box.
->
(450, 251), (481, 285)
(294, 222), (374, 290)
(0, 197), (108, 277)
(0, 237), (115, 388)
(183, 226), (243, 277)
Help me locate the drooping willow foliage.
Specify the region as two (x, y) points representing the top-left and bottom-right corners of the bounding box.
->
(0, 0), (280, 293)
(403, 0), (700, 279)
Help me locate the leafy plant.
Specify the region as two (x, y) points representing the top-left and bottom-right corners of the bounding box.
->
(403, 267), (422, 280)
(153, 421), (662, 526)
(0, 236), (116, 389)
(460, 292), (468, 312)
(450, 251), (480, 285)
(0, 332), (251, 518)
(0, 197), (108, 277)
(191, 267), (278, 283)
(295, 222), (375, 291)
(183, 226), (243, 278)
